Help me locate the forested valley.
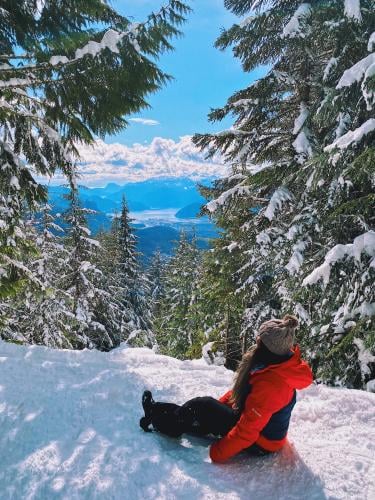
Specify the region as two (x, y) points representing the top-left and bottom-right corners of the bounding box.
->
(1, 0), (374, 391)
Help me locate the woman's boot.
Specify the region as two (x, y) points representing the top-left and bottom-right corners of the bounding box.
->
(140, 391), (185, 438)
(139, 390), (154, 432)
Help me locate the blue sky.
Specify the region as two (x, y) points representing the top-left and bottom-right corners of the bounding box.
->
(107, 0), (262, 146)
(74, 1), (265, 186)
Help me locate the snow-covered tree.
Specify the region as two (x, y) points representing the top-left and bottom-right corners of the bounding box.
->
(155, 231), (202, 359)
(194, 0), (322, 362)
(96, 197), (153, 348)
(0, 204), (76, 347)
(194, 1), (374, 387)
(0, 0), (190, 297)
(62, 186), (116, 350)
(112, 197), (153, 346)
(147, 249), (167, 317)
(297, 3), (375, 386)
(186, 179), (252, 369)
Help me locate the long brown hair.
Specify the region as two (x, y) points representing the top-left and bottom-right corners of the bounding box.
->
(230, 341), (293, 412)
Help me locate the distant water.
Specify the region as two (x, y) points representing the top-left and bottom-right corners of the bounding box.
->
(128, 208), (208, 228)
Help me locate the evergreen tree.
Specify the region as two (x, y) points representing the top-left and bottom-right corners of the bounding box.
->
(155, 231), (202, 359)
(187, 179), (251, 369)
(0, 0), (190, 297)
(297, 3), (375, 386)
(194, 1), (375, 386)
(114, 197), (152, 346)
(147, 249), (167, 317)
(194, 0), (323, 364)
(96, 198), (153, 347)
(62, 186), (115, 350)
(0, 204), (76, 347)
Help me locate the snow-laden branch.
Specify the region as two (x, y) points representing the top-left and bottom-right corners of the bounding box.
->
(1, 255), (45, 290)
(205, 180), (268, 214)
(324, 118), (375, 152)
(292, 103), (312, 161)
(337, 53), (375, 89)
(214, 129), (251, 138)
(353, 338), (375, 378)
(0, 28), (140, 88)
(64, 26), (141, 63)
(344, 0), (362, 22)
(285, 240), (309, 274)
(336, 42), (375, 111)
(264, 187), (293, 220)
(303, 231), (375, 286)
(282, 3), (311, 38)
(0, 0), (184, 85)
(368, 32), (375, 52)
(323, 57), (338, 82)
(206, 183), (250, 213)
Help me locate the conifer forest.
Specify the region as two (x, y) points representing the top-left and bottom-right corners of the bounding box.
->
(1, 0), (374, 392)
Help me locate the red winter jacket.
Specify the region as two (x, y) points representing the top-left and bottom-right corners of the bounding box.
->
(210, 345), (313, 463)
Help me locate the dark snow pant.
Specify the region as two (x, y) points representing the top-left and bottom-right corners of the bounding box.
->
(143, 396), (272, 456)
(147, 396), (239, 438)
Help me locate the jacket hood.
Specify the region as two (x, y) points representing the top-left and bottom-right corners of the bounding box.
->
(251, 345), (313, 390)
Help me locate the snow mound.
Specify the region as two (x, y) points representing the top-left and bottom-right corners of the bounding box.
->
(0, 341), (374, 500)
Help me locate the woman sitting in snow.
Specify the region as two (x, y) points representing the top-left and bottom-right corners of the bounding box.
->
(139, 315), (313, 463)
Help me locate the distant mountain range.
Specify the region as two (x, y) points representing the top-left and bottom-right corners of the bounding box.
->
(47, 177), (217, 260)
(48, 177), (211, 213)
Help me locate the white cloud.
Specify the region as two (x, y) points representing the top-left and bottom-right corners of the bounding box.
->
(129, 118), (160, 126)
(49, 136), (227, 186)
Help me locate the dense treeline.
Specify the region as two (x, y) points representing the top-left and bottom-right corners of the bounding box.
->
(155, 0), (375, 389)
(1, 194), (153, 349)
(1, 1), (374, 391)
(0, 0), (189, 347)
(148, 2), (375, 392)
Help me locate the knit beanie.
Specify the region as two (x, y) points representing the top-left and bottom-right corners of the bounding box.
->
(258, 315), (299, 356)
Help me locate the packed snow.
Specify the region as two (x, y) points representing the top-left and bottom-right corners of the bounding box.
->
(0, 341), (374, 499)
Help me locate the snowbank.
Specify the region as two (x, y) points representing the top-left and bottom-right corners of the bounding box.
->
(0, 341), (374, 499)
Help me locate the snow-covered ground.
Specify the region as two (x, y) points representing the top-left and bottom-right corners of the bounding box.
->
(0, 342), (374, 500)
